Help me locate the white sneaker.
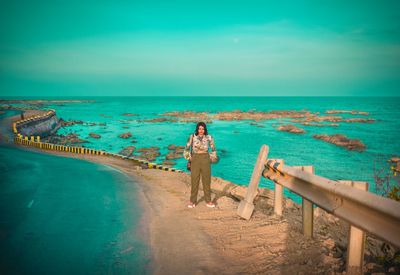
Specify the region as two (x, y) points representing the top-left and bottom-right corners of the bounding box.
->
(206, 202), (216, 208)
(187, 202), (196, 208)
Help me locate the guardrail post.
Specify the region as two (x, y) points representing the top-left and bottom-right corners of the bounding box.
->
(268, 159), (285, 216)
(274, 178), (283, 216)
(338, 180), (368, 274)
(301, 166), (314, 237)
(293, 165), (315, 237)
(237, 144), (269, 220)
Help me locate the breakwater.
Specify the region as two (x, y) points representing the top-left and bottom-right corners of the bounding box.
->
(13, 109), (60, 137)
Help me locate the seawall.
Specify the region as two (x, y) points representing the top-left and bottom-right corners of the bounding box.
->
(15, 110), (60, 137)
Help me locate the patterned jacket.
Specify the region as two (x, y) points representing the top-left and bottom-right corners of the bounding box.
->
(183, 134), (217, 162)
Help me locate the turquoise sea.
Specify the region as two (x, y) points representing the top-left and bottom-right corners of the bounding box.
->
(3, 96), (400, 199)
(0, 145), (151, 274)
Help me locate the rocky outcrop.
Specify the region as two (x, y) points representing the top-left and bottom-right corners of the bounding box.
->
(135, 109), (375, 125)
(161, 111), (212, 123)
(135, 147), (160, 161)
(343, 118), (374, 123)
(300, 122), (339, 127)
(166, 151), (182, 160)
(215, 110), (311, 121)
(43, 133), (88, 145)
(59, 119), (84, 127)
(118, 146), (136, 157)
(168, 144), (176, 150)
(292, 115), (374, 124)
(313, 134), (366, 151)
(326, 110), (369, 115)
(175, 146), (185, 153)
(165, 144), (185, 161)
(119, 132), (132, 139)
(121, 113), (138, 117)
(89, 132), (101, 139)
(277, 124), (305, 134)
(60, 119), (111, 127)
(0, 99), (93, 105)
(137, 118), (178, 123)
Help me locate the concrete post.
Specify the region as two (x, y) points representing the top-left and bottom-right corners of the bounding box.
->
(338, 180), (368, 275)
(268, 159), (284, 216)
(274, 182), (283, 216)
(300, 166), (314, 238)
(237, 144), (269, 220)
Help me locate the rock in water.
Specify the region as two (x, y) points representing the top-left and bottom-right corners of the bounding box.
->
(167, 144), (176, 150)
(277, 124), (305, 134)
(119, 132), (132, 139)
(118, 146), (136, 157)
(313, 134), (366, 151)
(89, 132), (101, 139)
(166, 151), (182, 160)
(136, 147), (160, 161)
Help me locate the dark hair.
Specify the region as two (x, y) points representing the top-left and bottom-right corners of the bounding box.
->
(195, 121), (208, 136)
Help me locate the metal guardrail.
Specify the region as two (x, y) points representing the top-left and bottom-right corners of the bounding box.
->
(263, 159), (400, 247)
(237, 145), (400, 274)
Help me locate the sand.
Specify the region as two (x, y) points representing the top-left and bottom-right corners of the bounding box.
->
(7, 146), (350, 275)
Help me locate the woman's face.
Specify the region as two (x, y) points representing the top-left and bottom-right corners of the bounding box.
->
(198, 125), (205, 136)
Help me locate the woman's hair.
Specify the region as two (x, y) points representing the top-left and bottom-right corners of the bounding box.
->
(195, 121), (208, 135)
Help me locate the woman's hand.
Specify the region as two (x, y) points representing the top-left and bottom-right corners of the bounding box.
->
(209, 151), (219, 163)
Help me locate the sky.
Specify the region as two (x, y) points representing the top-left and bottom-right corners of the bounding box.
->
(0, 0), (400, 96)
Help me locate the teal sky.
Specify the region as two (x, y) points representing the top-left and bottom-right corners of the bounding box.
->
(1, 0), (400, 96)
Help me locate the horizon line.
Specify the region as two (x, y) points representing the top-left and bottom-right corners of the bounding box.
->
(1, 95), (400, 98)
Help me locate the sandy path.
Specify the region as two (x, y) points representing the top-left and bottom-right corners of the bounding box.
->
(7, 146), (348, 275)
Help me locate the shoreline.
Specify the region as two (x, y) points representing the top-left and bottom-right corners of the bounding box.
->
(12, 144), (231, 274)
(5, 142), (349, 274)
(1, 110), (397, 274)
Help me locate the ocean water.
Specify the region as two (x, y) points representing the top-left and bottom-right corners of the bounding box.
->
(4, 96), (400, 201)
(0, 145), (151, 274)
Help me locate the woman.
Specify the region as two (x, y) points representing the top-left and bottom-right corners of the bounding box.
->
(183, 122), (218, 208)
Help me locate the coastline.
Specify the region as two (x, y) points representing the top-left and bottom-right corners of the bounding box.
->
(8, 143), (350, 274)
(1, 110), (397, 274)
(16, 145), (231, 274)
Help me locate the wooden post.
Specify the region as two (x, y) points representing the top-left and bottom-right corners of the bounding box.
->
(338, 180), (368, 274)
(237, 145), (269, 220)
